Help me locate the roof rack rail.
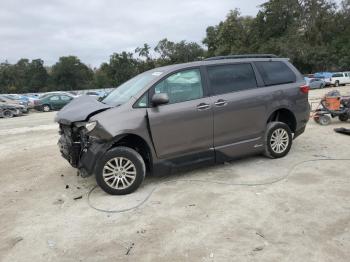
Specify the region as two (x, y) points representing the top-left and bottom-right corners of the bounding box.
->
(204, 54), (278, 61)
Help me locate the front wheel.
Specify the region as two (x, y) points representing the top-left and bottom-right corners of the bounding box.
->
(264, 122), (293, 159)
(335, 81), (340, 87)
(95, 146), (146, 195)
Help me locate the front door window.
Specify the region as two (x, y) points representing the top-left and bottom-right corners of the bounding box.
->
(154, 69), (203, 104)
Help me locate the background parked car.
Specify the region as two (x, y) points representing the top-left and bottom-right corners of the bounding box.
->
(330, 72), (350, 86)
(305, 78), (326, 89)
(0, 103), (23, 118)
(2, 94), (29, 108)
(0, 96), (28, 113)
(34, 94), (75, 112)
(39, 91), (78, 99)
(314, 72), (333, 86)
(85, 91), (108, 100)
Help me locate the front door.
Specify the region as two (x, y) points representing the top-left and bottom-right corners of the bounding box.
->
(147, 68), (213, 159)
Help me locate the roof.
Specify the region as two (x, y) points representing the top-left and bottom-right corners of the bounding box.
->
(149, 55), (289, 75)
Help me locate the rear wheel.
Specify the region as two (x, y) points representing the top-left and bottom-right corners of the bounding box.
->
(264, 122), (293, 159)
(3, 110), (14, 118)
(95, 147), (146, 195)
(42, 104), (50, 112)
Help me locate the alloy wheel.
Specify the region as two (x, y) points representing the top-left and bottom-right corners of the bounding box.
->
(102, 157), (137, 190)
(270, 128), (289, 154)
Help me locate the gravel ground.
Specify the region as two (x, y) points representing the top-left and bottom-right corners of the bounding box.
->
(1, 86), (350, 262)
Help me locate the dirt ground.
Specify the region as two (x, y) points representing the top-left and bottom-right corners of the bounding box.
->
(1, 86), (350, 262)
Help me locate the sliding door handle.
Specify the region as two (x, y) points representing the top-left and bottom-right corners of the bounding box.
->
(196, 103), (210, 110)
(214, 99), (228, 107)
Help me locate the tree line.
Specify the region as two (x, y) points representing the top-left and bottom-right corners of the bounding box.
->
(0, 0), (349, 94)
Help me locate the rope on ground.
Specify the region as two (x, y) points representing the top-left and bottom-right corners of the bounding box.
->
(87, 158), (350, 213)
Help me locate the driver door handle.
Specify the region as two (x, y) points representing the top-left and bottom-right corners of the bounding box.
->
(214, 99), (228, 107)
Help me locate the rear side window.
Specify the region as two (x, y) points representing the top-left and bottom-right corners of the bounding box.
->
(207, 63), (257, 95)
(255, 61), (296, 86)
(332, 73), (343, 77)
(50, 96), (59, 101)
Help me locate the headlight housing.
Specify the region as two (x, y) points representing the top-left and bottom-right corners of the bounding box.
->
(85, 121), (97, 132)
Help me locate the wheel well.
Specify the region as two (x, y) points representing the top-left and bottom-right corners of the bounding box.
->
(267, 109), (296, 133)
(111, 134), (152, 172)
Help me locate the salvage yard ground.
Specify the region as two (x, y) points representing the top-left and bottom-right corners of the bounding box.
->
(1, 86), (350, 262)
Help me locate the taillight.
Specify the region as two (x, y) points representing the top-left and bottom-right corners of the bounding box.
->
(300, 85), (310, 94)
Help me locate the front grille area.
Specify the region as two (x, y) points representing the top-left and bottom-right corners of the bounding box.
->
(58, 124), (83, 168)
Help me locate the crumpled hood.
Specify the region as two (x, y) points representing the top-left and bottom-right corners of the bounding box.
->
(55, 95), (111, 125)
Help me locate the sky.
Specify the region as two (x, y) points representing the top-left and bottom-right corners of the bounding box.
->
(0, 0), (341, 67)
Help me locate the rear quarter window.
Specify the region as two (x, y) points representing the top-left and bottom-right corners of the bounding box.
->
(255, 61), (296, 86)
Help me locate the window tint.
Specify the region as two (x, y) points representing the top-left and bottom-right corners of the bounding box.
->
(207, 63), (257, 95)
(255, 61), (296, 86)
(154, 69), (203, 104)
(50, 96), (59, 101)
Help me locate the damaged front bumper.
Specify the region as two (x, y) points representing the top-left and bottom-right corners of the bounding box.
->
(58, 124), (111, 177)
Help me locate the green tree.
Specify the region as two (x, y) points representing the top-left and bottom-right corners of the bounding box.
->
(93, 63), (113, 89)
(27, 59), (49, 92)
(51, 56), (93, 91)
(154, 38), (204, 65)
(0, 62), (16, 93)
(135, 43), (156, 72)
(203, 10), (255, 56)
(105, 52), (138, 86)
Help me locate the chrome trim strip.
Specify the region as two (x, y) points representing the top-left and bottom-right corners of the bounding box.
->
(215, 137), (262, 150)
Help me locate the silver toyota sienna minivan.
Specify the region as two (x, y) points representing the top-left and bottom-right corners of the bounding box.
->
(55, 55), (310, 195)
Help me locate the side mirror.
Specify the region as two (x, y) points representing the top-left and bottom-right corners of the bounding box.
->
(152, 93), (169, 107)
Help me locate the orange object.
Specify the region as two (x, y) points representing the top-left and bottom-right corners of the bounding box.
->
(325, 96), (341, 110)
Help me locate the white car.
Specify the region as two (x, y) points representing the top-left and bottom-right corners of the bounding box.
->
(330, 72), (350, 87)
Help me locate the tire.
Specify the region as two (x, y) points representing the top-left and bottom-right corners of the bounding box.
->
(335, 81), (339, 87)
(339, 114), (349, 122)
(3, 110), (14, 118)
(95, 146), (146, 195)
(318, 115), (331, 126)
(42, 104), (51, 112)
(264, 122), (293, 159)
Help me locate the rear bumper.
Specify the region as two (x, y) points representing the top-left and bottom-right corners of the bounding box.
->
(294, 103), (310, 139)
(294, 125), (306, 139)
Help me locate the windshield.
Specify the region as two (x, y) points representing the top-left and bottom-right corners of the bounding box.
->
(102, 71), (162, 106)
